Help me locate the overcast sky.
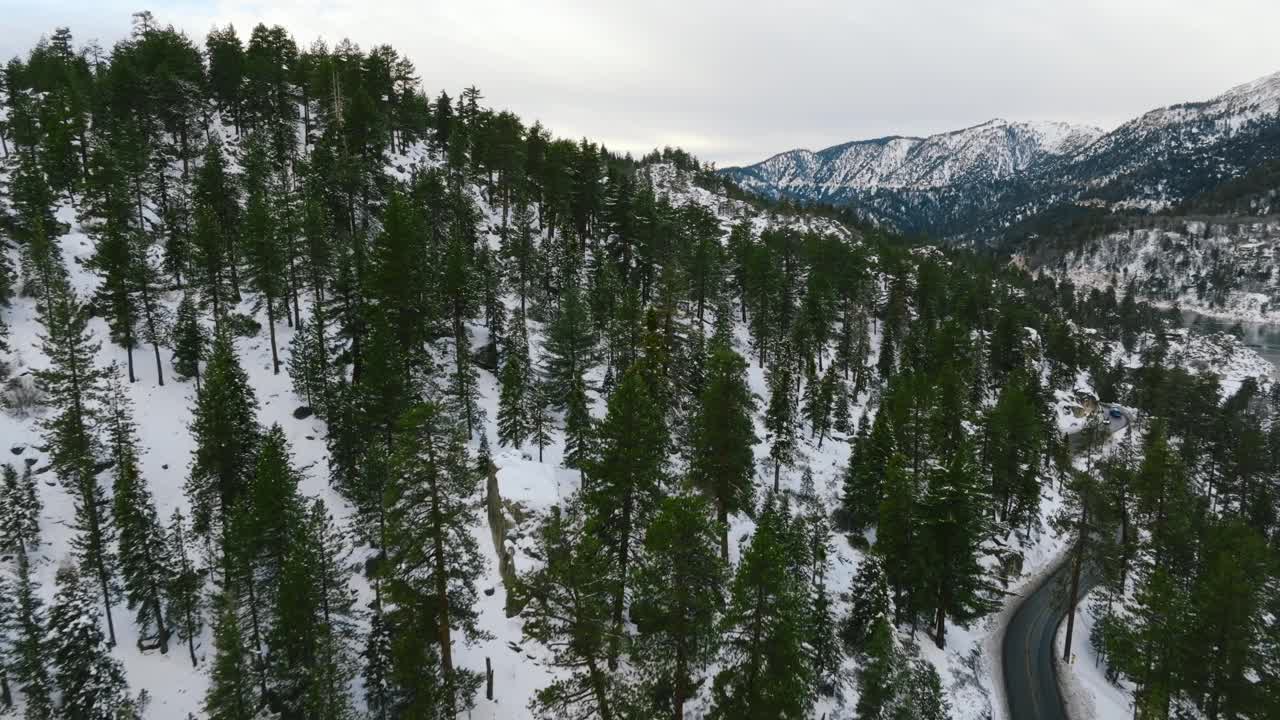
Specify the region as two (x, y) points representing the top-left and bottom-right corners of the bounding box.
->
(4, 0), (1279, 166)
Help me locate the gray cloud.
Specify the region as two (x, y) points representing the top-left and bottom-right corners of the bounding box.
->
(3, 0), (1279, 166)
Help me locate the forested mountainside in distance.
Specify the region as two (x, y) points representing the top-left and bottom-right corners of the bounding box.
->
(722, 70), (1280, 243)
(0, 13), (1277, 720)
(1009, 156), (1280, 323)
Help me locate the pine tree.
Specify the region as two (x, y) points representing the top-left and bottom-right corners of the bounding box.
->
(243, 178), (286, 375)
(1, 586), (13, 710)
(384, 402), (486, 717)
(0, 463), (41, 551)
(497, 349), (530, 448)
(2, 552), (53, 720)
(630, 494), (727, 720)
(832, 379), (851, 435)
(186, 328), (260, 558)
(802, 506), (843, 697)
(172, 290), (207, 388)
(13, 156), (66, 313)
(363, 599), (393, 720)
(562, 373), (594, 471)
(857, 618), (950, 720)
(710, 494), (812, 720)
(517, 499), (627, 720)
(856, 616), (901, 720)
(37, 281), (118, 644)
(86, 187), (141, 382)
(842, 553), (891, 655)
(689, 343), (758, 561)
(130, 228), (172, 386)
(918, 443), (995, 648)
(286, 308), (333, 412)
(528, 380), (553, 463)
(804, 367), (837, 448)
(505, 198), (539, 314)
(243, 424), (305, 612)
(585, 365), (669, 664)
(444, 210), (481, 435)
(541, 282), (596, 407)
(1184, 519), (1271, 720)
(984, 371), (1046, 528)
(204, 591), (259, 720)
(47, 565), (134, 719)
(267, 499), (356, 719)
(764, 361), (797, 492)
(104, 376), (172, 654)
(191, 205), (233, 323)
(877, 452), (921, 626)
(193, 137), (242, 307)
(903, 655), (951, 720)
(165, 508), (204, 668)
(842, 411), (893, 533)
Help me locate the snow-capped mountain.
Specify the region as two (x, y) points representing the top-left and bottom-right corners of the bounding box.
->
(730, 119), (1101, 197)
(724, 70), (1280, 241)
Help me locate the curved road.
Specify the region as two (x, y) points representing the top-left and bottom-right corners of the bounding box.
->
(1003, 405), (1127, 720)
(1002, 559), (1094, 720)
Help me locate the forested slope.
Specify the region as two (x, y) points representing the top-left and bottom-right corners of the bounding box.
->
(0, 13), (1276, 720)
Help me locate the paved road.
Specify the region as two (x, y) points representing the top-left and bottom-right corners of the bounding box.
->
(1002, 560), (1094, 720)
(1003, 406), (1127, 720)
(1067, 406), (1129, 453)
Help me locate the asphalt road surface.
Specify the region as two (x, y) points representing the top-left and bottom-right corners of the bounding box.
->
(1067, 406), (1129, 453)
(1004, 406), (1127, 720)
(1002, 560), (1094, 720)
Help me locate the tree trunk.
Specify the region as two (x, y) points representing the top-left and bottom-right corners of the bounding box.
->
(287, 255), (303, 329)
(586, 655), (615, 720)
(243, 573), (267, 699)
(78, 130), (89, 183)
(934, 587), (948, 649)
(718, 499), (729, 563)
(85, 475), (118, 646)
(125, 333), (136, 383)
(610, 489), (634, 668)
(185, 601), (198, 667)
(266, 296), (280, 375)
(1063, 534), (1085, 662)
(140, 282), (164, 385)
(180, 125), (190, 180)
(674, 641), (688, 720)
(151, 592), (169, 654)
(302, 89), (311, 152)
(429, 457), (455, 715)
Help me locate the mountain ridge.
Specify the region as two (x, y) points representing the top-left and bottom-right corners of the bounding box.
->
(723, 70), (1280, 241)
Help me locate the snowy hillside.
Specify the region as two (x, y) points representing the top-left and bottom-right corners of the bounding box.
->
(725, 119), (1102, 200)
(1047, 218), (1280, 322)
(722, 70), (1280, 242)
(0, 135), (1110, 719)
(4, 18), (1277, 720)
(1072, 70), (1280, 184)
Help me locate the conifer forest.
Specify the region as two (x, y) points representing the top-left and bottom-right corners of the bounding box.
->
(0, 12), (1277, 720)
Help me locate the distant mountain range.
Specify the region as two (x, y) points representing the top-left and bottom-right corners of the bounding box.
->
(722, 71), (1280, 243)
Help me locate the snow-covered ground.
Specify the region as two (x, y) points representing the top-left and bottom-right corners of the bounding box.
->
(0, 146), (881, 718)
(1057, 598), (1134, 720)
(1048, 331), (1274, 720)
(1050, 219), (1280, 324)
(6, 120), (1271, 717)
